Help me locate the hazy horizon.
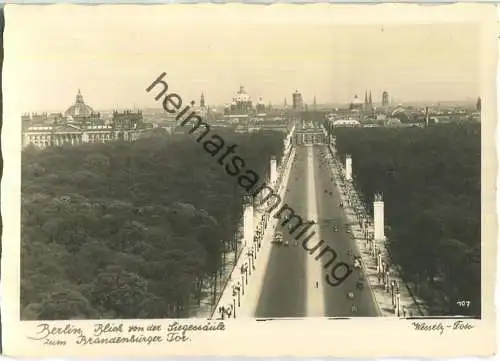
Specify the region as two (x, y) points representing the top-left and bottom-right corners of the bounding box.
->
(6, 5), (482, 114)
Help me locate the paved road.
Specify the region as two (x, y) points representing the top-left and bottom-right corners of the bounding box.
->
(314, 145), (380, 317)
(254, 146), (308, 318)
(254, 143), (379, 318)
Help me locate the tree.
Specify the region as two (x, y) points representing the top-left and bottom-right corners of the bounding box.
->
(330, 123), (480, 316)
(37, 287), (98, 320)
(21, 130), (286, 319)
(90, 266), (148, 318)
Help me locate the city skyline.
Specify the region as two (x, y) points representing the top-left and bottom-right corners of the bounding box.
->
(19, 88), (479, 115)
(6, 5), (482, 113)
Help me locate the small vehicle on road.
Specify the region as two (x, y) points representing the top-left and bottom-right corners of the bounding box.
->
(274, 232), (283, 245)
(347, 292), (355, 299)
(351, 304), (357, 313)
(284, 240), (290, 247)
(356, 281), (364, 290)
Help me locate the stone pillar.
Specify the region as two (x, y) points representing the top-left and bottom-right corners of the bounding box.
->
(374, 193), (385, 241)
(270, 156), (278, 187)
(243, 196), (254, 247)
(345, 154), (352, 181)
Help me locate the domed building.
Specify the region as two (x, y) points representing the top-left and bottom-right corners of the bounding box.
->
(349, 95), (364, 111)
(230, 86), (253, 115)
(22, 89), (149, 149)
(224, 86), (255, 124)
(64, 89), (101, 124)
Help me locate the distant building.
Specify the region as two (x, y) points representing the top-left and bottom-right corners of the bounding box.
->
(348, 94), (365, 122)
(195, 92), (208, 118)
(223, 86), (254, 123)
(22, 90), (149, 149)
(255, 96), (267, 117)
(200, 92), (205, 109)
(226, 86), (252, 115)
(292, 90), (303, 111)
(112, 110), (144, 130)
(223, 86), (273, 124)
(331, 119), (361, 127)
(349, 95), (364, 111)
(471, 112), (481, 122)
(382, 91), (389, 109)
(64, 89), (102, 124)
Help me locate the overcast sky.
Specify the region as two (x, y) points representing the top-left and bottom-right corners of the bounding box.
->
(5, 5), (485, 113)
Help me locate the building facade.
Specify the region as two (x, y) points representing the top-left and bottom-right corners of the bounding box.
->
(382, 91), (389, 109)
(223, 86), (271, 123)
(292, 90), (303, 111)
(22, 90), (148, 149)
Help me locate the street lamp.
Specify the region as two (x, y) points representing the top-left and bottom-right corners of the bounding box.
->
(384, 263), (390, 292)
(227, 303), (234, 319)
(244, 262), (249, 285)
(395, 283), (401, 317)
(218, 306), (225, 320)
(385, 272), (390, 292)
(390, 280), (396, 306)
(376, 251), (383, 284)
(233, 283), (241, 307)
(240, 265), (246, 295)
(247, 251), (253, 274)
(381, 261), (386, 284)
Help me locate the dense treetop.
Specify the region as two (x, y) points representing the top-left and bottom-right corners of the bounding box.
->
(332, 123), (480, 316)
(21, 129), (285, 319)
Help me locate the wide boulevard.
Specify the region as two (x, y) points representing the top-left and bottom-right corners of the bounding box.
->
(253, 134), (380, 318)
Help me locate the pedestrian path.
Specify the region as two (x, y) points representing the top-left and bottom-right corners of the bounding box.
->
(192, 209), (265, 318)
(326, 145), (428, 317)
(210, 144), (297, 319)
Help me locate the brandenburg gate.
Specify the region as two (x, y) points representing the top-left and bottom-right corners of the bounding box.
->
(294, 128), (327, 145)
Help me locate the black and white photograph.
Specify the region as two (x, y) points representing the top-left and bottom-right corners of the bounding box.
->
(1, 3), (497, 358)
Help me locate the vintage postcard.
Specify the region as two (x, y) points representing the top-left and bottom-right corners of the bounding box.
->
(1, 3), (497, 358)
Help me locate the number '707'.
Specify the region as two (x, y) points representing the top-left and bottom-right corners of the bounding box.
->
(456, 300), (471, 308)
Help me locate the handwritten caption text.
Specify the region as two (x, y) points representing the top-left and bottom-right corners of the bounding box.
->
(27, 321), (226, 346)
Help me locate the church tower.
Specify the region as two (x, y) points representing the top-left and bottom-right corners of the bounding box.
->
(200, 92), (205, 108)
